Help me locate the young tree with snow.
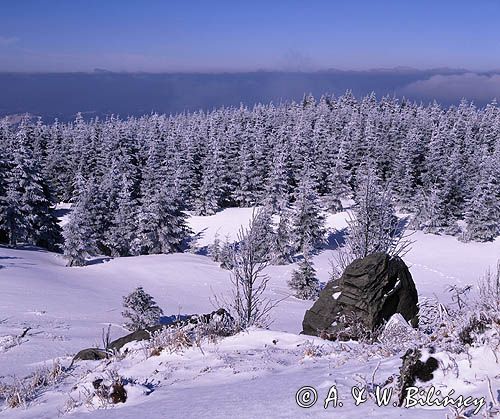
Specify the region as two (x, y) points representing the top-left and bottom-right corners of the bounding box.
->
(288, 244), (320, 300)
(122, 287), (164, 331)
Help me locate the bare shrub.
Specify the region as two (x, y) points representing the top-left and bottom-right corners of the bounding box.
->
(214, 210), (284, 329)
(446, 284), (473, 311)
(302, 341), (326, 358)
(145, 325), (192, 357)
(0, 360), (65, 409)
(477, 260), (500, 313)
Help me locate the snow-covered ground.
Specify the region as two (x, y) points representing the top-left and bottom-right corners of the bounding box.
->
(0, 208), (499, 418)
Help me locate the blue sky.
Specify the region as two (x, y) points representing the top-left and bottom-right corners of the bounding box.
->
(1, 0), (499, 72)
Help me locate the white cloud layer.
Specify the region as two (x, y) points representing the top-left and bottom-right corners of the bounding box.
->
(399, 73), (500, 102)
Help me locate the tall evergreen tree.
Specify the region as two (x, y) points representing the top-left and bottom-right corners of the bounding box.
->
(291, 164), (326, 252)
(464, 155), (500, 241)
(271, 209), (294, 264)
(0, 148), (10, 243)
(63, 178), (99, 266)
(105, 174), (139, 256)
(193, 138), (224, 215)
(134, 183), (191, 255)
(3, 121), (61, 249)
(264, 144), (289, 211)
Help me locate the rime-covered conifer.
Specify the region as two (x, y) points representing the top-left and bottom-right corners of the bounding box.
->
(63, 179), (99, 266)
(122, 287), (164, 331)
(3, 120), (61, 249)
(1, 93), (500, 253)
(291, 164), (326, 251)
(464, 155), (500, 241)
(271, 209), (294, 264)
(288, 246), (319, 300)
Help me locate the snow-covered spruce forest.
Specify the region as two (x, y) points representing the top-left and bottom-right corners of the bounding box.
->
(0, 92), (499, 263)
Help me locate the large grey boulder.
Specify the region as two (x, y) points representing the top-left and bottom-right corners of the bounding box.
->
(108, 325), (164, 352)
(72, 348), (108, 362)
(302, 253), (418, 339)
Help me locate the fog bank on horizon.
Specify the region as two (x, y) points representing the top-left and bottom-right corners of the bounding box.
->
(1, 69), (499, 122)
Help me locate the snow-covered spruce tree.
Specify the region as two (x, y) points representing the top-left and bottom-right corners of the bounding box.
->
(235, 139), (259, 207)
(288, 244), (320, 300)
(134, 183), (191, 255)
(98, 132), (140, 256)
(271, 208), (294, 264)
(218, 238), (237, 270)
(411, 186), (444, 233)
(0, 152), (10, 244)
(193, 137), (224, 215)
(43, 119), (74, 202)
(3, 120), (61, 250)
(105, 174), (139, 256)
(132, 134), (191, 254)
(311, 113), (334, 195)
(291, 164), (326, 252)
(208, 233), (223, 263)
(250, 207), (275, 262)
(264, 144), (290, 211)
(326, 138), (352, 211)
(464, 154), (500, 241)
(412, 175), (462, 236)
(391, 126), (424, 211)
(62, 178), (99, 266)
(122, 287), (164, 331)
(417, 133), (465, 235)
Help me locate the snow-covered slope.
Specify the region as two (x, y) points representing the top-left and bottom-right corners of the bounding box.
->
(0, 208), (499, 418)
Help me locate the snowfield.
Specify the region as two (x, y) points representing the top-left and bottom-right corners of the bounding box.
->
(0, 208), (499, 418)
